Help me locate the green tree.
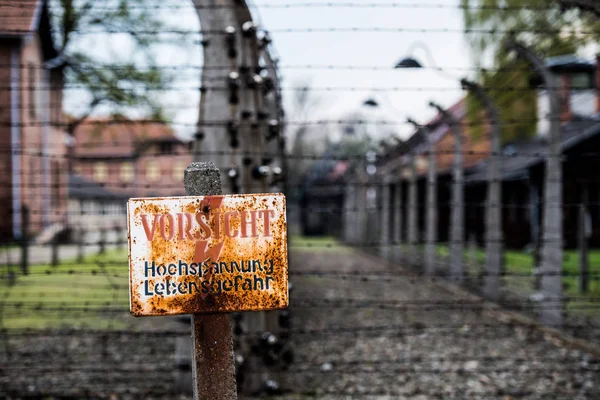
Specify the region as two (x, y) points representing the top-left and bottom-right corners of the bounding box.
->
(461, 0), (600, 141)
(50, 0), (177, 135)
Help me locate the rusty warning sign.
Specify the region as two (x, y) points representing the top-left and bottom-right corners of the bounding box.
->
(127, 193), (288, 316)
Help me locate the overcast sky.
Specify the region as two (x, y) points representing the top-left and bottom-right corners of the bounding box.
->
(66, 0), (477, 140)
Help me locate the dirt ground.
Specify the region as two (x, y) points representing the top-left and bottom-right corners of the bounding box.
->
(1, 246), (599, 399)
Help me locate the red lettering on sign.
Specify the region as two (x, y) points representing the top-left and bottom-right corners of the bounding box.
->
(224, 211), (239, 238)
(141, 214), (160, 241)
(160, 214), (175, 240)
(241, 210), (258, 238)
(259, 209), (275, 237)
(195, 213), (212, 239)
(177, 213), (194, 240)
(140, 207), (275, 242)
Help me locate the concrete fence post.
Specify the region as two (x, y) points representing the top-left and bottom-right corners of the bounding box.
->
(392, 179), (403, 262)
(429, 101), (464, 281)
(98, 228), (106, 255)
(424, 131), (438, 276)
(356, 178), (368, 247)
(380, 181), (391, 259)
(76, 226), (85, 263)
(20, 205), (29, 275)
(578, 187), (590, 293)
(51, 236), (59, 267)
(461, 78), (503, 301)
(343, 182), (356, 244)
(407, 152), (419, 266)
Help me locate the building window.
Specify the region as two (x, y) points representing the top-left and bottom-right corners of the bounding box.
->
(120, 162), (134, 183)
(146, 162), (161, 182)
(571, 73), (593, 90)
(172, 161), (186, 181)
(94, 162), (108, 182)
(29, 63), (36, 119)
(159, 142), (173, 154)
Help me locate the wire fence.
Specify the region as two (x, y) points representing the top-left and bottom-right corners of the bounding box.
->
(2, 0), (600, 398)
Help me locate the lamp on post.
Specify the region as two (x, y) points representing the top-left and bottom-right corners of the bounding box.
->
(394, 42), (460, 81)
(362, 97), (380, 140)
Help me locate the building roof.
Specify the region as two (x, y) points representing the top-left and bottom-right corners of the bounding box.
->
(378, 98), (479, 175)
(0, 0), (43, 36)
(69, 174), (131, 200)
(73, 119), (187, 158)
(545, 54), (595, 73)
(466, 117), (600, 183)
(0, 0), (59, 61)
(399, 98), (467, 155)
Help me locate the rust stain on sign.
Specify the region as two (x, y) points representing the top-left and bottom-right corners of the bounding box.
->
(127, 193), (288, 316)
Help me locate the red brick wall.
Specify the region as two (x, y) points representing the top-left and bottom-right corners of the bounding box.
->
(433, 113), (491, 174)
(74, 141), (192, 199)
(20, 36), (45, 235)
(0, 34), (67, 240)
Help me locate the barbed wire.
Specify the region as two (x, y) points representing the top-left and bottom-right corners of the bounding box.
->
(0, 83), (595, 92)
(0, 63), (586, 73)
(0, 1), (579, 11)
(2, 266), (597, 280)
(3, 200), (600, 218)
(0, 117), (591, 131)
(0, 302), (595, 316)
(1, 26), (600, 36)
(5, 147), (600, 161)
(3, 320), (599, 338)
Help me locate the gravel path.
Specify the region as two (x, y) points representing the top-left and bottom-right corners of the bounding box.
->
(270, 247), (600, 399)
(1, 246), (598, 399)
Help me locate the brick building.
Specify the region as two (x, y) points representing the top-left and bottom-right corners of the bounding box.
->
(72, 119), (192, 198)
(0, 0), (67, 242)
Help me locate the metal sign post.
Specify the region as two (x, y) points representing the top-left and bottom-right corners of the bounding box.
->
(127, 162), (288, 399)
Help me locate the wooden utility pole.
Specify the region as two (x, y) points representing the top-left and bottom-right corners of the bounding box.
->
(185, 162), (237, 400)
(461, 78), (503, 301)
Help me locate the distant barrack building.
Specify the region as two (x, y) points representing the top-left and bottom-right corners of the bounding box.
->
(71, 119), (193, 198)
(0, 0), (67, 242)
